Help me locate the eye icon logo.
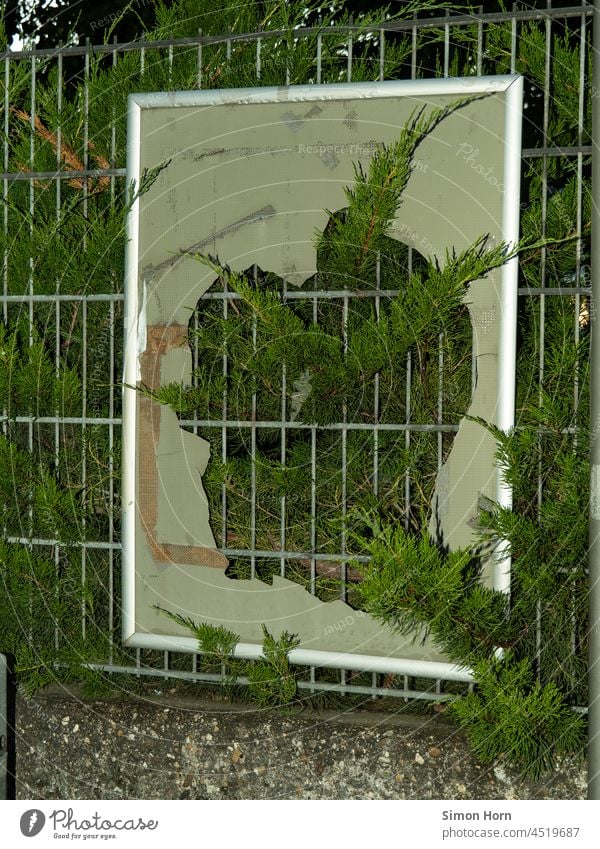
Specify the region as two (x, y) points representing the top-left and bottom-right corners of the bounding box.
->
(20, 810), (46, 837)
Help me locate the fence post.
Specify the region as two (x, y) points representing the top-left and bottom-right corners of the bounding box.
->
(590, 0), (600, 802)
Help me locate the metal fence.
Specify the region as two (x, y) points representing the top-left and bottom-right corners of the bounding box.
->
(0, 1), (591, 702)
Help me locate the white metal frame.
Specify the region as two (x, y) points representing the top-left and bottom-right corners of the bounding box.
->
(122, 76), (523, 681)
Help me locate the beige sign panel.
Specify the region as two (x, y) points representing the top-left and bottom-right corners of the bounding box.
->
(122, 77), (522, 679)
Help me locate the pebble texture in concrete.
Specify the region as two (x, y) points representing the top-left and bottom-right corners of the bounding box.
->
(13, 691), (586, 800)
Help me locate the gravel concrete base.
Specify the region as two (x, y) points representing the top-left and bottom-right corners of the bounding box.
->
(13, 688), (586, 800)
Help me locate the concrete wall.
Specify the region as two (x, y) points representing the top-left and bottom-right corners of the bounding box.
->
(13, 689), (585, 800)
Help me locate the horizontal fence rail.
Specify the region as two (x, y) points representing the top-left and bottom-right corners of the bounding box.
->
(0, 4), (592, 61)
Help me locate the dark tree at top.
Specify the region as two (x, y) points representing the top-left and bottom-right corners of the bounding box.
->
(2, 0), (172, 48)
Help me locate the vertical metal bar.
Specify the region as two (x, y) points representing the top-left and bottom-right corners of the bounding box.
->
(0, 655), (6, 799)
(0, 50), (7, 600)
(83, 40), (89, 224)
(3, 54), (9, 448)
(310, 287), (318, 597)
(54, 49), (63, 653)
(373, 254), (381, 497)
(510, 3), (517, 74)
(108, 41), (118, 662)
(316, 32), (322, 85)
(575, 11), (586, 424)
(81, 295), (87, 642)
(347, 25), (353, 83)
(108, 287), (115, 662)
(226, 31), (233, 84)
(28, 53), (35, 338)
(111, 37), (118, 206)
(477, 6), (483, 76)
(285, 41), (290, 87)
(539, 7), (551, 409)
(471, 338), (477, 397)
(309, 280), (318, 693)
(28, 54), (35, 566)
(222, 276), (228, 548)
(406, 240), (414, 529)
(340, 293), (348, 600)
(589, 0), (600, 802)
(280, 280), (287, 578)
(81, 42), (90, 642)
(197, 29), (202, 88)
(0, 55), (9, 629)
(250, 266), (257, 580)
(192, 310), (199, 438)
(571, 12), (587, 676)
(443, 9), (450, 77)
(0, 54), (8, 667)
(55, 48), (62, 214)
(140, 44), (145, 75)
(256, 36), (261, 81)
(26, 53), (36, 654)
(405, 350), (411, 531)
(438, 332), (443, 468)
(379, 28), (385, 81)
(572, 2), (588, 671)
(535, 1), (552, 677)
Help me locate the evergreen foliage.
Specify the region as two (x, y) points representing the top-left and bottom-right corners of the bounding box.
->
(246, 626), (301, 709)
(353, 519), (511, 663)
(353, 518), (586, 778)
(450, 657), (585, 780)
(160, 609), (300, 708)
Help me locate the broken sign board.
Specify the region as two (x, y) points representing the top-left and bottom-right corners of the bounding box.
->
(122, 77), (522, 680)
